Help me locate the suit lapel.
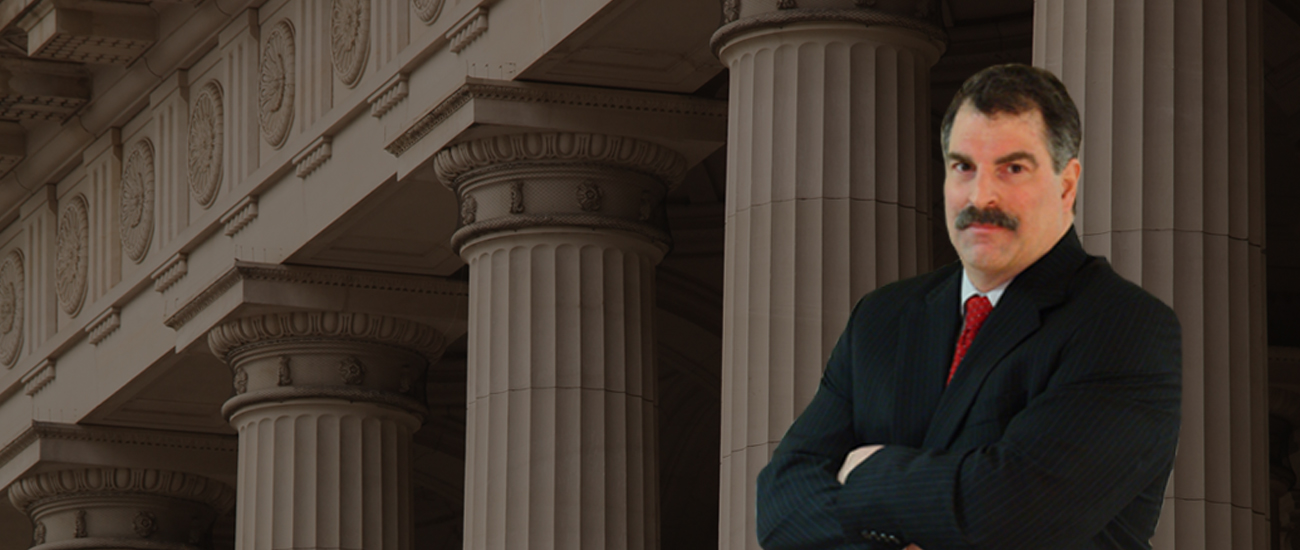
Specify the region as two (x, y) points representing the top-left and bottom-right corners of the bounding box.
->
(892, 271), (959, 447)
(922, 228), (1089, 450)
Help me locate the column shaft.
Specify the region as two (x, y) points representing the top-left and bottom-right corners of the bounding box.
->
(714, 17), (943, 550)
(1034, 1), (1267, 548)
(461, 231), (659, 550)
(232, 400), (416, 550)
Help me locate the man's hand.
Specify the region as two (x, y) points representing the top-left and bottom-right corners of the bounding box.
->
(836, 444), (884, 484)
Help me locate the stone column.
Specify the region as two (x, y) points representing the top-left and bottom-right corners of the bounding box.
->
(1034, 1), (1267, 549)
(710, 7), (945, 550)
(8, 468), (235, 550)
(434, 132), (686, 550)
(208, 312), (445, 550)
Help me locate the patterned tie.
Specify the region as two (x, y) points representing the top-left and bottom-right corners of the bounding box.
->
(948, 295), (993, 385)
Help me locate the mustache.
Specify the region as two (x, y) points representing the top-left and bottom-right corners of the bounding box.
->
(954, 206), (1019, 231)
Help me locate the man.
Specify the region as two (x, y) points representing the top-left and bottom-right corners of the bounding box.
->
(755, 64), (1182, 550)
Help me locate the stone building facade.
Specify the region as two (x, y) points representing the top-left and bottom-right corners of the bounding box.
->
(0, 0), (1294, 550)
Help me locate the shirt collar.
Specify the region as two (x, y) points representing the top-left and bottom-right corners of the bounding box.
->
(960, 270), (1013, 315)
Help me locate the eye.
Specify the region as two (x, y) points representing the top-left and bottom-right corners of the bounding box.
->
(952, 161), (973, 173)
(1006, 163), (1027, 175)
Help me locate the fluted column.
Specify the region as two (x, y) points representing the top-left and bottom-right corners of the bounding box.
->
(711, 7), (945, 550)
(435, 132), (686, 550)
(209, 312), (446, 550)
(8, 468), (235, 550)
(1034, 1), (1267, 549)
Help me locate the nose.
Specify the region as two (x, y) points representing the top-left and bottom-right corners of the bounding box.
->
(967, 169), (998, 209)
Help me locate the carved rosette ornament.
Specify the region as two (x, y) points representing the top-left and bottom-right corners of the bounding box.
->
(188, 81), (224, 208)
(133, 511), (157, 538)
(209, 311), (444, 420)
(412, 0), (445, 24)
(576, 181), (603, 212)
(56, 194), (89, 316)
(259, 19), (296, 148)
(8, 468), (234, 548)
(433, 133), (686, 252)
(331, 0), (370, 87)
(0, 249), (24, 367)
(121, 139), (155, 263)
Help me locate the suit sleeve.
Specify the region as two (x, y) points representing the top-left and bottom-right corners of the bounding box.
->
(756, 298), (875, 550)
(833, 294), (1182, 550)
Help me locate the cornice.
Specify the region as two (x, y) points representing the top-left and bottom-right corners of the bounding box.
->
(710, 7), (948, 58)
(8, 467), (236, 515)
(162, 266), (241, 330)
(434, 132), (689, 189)
(232, 262), (468, 298)
(164, 262), (470, 332)
(386, 80), (727, 158)
(208, 311), (444, 362)
(0, 421), (238, 476)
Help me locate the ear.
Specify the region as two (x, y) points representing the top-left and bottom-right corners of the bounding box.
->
(1060, 158), (1081, 211)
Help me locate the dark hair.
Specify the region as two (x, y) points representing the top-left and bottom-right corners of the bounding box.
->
(939, 64), (1082, 173)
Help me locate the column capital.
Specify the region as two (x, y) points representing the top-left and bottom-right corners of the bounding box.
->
(434, 132), (686, 253)
(711, 6), (947, 58)
(8, 467), (234, 550)
(434, 132), (687, 187)
(209, 311), (442, 420)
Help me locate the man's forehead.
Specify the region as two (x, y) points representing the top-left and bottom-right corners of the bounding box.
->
(949, 102), (1052, 153)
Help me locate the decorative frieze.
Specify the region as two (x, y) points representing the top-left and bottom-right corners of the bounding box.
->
(258, 19), (296, 149)
(368, 73), (408, 118)
(55, 193), (89, 316)
(447, 7), (488, 54)
(0, 249), (24, 368)
(150, 253), (187, 293)
(20, 359), (54, 397)
(188, 80), (224, 208)
(413, 0), (446, 24)
(292, 136), (332, 178)
(86, 307), (121, 346)
(8, 468), (234, 549)
(331, 0), (371, 88)
(221, 195), (258, 237)
(120, 139), (155, 263)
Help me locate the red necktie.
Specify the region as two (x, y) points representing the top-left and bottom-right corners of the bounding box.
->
(948, 295), (992, 385)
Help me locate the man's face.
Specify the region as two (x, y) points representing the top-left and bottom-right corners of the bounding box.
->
(943, 101), (1080, 290)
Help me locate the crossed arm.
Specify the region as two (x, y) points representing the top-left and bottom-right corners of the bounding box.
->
(756, 296), (1181, 550)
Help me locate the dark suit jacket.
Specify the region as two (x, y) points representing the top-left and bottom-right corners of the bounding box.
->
(756, 228), (1182, 550)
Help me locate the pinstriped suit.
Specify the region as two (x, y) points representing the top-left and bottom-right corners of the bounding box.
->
(756, 228), (1182, 550)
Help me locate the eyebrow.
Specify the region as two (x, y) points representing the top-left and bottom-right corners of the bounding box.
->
(945, 151), (1040, 169)
(946, 152), (974, 165)
(994, 151), (1039, 168)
